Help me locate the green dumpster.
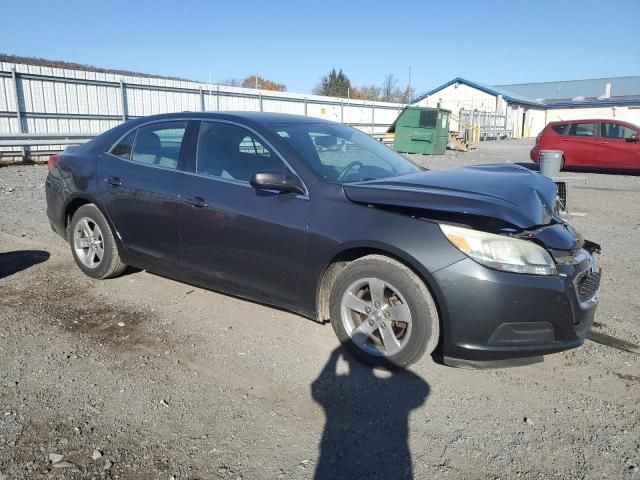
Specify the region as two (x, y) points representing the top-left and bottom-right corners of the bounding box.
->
(389, 106), (450, 155)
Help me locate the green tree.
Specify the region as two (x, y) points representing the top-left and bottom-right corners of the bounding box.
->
(317, 68), (352, 98)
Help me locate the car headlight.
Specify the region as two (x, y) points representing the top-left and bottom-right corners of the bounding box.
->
(440, 224), (557, 275)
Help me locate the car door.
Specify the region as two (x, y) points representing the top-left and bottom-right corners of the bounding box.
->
(97, 120), (190, 266)
(597, 122), (640, 169)
(563, 122), (597, 167)
(179, 120), (310, 305)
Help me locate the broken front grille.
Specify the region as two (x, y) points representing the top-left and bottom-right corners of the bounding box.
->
(576, 270), (601, 304)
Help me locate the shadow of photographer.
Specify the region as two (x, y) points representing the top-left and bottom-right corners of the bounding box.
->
(311, 347), (430, 480)
(0, 250), (50, 280)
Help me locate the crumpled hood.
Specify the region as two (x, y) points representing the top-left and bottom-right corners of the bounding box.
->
(343, 163), (558, 229)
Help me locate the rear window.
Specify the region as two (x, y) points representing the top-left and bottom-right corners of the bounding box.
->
(550, 124), (567, 134)
(568, 123), (595, 137)
(110, 130), (136, 160)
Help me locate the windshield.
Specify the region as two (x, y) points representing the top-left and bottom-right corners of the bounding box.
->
(270, 123), (421, 183)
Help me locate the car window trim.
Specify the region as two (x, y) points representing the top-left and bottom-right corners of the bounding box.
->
(193, 118), (309, 200)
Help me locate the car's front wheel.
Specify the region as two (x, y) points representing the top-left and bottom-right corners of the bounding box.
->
(330, 255), (439, 368)
(69, 204), (127, 279)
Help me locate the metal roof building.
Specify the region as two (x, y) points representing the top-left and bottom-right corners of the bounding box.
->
(495, 76), (640, 107)
(412, 76), (640, 139)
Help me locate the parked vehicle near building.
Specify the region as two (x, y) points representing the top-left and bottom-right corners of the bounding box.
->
(46, 112), (601, 368)
(531, 119), (640, 171)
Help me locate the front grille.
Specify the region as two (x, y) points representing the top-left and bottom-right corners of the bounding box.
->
(576, 270), (601, 303)
(555, 181), (567, 212)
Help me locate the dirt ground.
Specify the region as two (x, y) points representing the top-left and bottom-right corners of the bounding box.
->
(0, 139), (638, 479)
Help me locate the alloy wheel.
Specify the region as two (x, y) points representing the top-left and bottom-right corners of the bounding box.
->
(340, 277), (412, 357)
(73, 217), (104, 269)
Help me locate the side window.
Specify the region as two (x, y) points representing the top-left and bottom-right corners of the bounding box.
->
(568, 122), (595, 137)
(110, 130), (137, 160)
(197, 122), (285, 183)
(622, 126), (639, 139)
(601, 122), (638, 140)
(550, 124), (567, 134)
(130, 121), (187, 169)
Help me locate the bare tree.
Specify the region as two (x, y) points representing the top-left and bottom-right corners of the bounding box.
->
(380, 74), (399, 102)
(359, 85), (382, 101)
(220, 77), (242, 87)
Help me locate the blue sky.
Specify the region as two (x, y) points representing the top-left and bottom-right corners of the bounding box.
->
(2, 0), (639, 95)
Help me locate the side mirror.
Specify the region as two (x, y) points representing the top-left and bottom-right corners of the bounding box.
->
(250, 171), (305, 195)
(628, 133), (640, 143)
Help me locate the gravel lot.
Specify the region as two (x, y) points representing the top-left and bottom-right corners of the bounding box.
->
(0, 139), (638, 479)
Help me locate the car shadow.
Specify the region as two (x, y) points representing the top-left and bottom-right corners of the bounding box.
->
(587, 331), (640, 355)
(311, 347), (430, 480)
(0, 250), (50, 279)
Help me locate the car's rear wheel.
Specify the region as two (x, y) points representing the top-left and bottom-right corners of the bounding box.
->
(69, 204), (127, 279)
(329, 255), (439, 368)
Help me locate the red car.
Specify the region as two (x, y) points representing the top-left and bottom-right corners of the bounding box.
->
(531, 119), (640, 171)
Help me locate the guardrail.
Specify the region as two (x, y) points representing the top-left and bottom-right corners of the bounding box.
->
(0, 129), (395, 160)
(0, 133), (93, 148)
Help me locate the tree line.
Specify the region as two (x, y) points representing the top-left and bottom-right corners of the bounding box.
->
(220, 68), (415, 104)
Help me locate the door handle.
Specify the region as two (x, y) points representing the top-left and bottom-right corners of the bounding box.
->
(184, 196), (208, 208)
(599, 141), (609, 144)
(563, 138), (571, 142)
(104, 177), (122, 187)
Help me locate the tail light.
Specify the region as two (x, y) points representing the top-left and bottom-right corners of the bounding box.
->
(48, 154), (60, 171)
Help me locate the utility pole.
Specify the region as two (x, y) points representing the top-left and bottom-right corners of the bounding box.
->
(408, 66), (412, 91)
(255, 73), (258, 90)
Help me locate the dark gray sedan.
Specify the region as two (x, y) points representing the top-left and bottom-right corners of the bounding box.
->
(45, 112), (601, 367)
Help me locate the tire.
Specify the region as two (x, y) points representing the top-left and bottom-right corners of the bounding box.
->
(69, 204), (127, 279)
(329, 255), (439, 368)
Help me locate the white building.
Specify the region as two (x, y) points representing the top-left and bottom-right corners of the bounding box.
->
(413, 76), (640, 139)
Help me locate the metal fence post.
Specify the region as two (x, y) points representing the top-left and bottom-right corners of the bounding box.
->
(259, 92), (263, 112)
(119, 80), (127, 121)
(10, 67), (26, 159)
(199, 87), (205, 111)
(340, 100), (344, 123)
(371, 103), (375, 134)
(216, 85), (220, 111)
(304, 98), (308, 116)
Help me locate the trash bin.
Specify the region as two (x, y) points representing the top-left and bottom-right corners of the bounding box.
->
(539, 150), (563, 177)
(389, 107), (450, 155)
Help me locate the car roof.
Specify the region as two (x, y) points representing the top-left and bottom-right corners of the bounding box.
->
(551, 119), (631, 124)
(127, 111), (338, 125)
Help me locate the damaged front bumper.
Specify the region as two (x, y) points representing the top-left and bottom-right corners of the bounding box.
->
(434, 244), (601, 366)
